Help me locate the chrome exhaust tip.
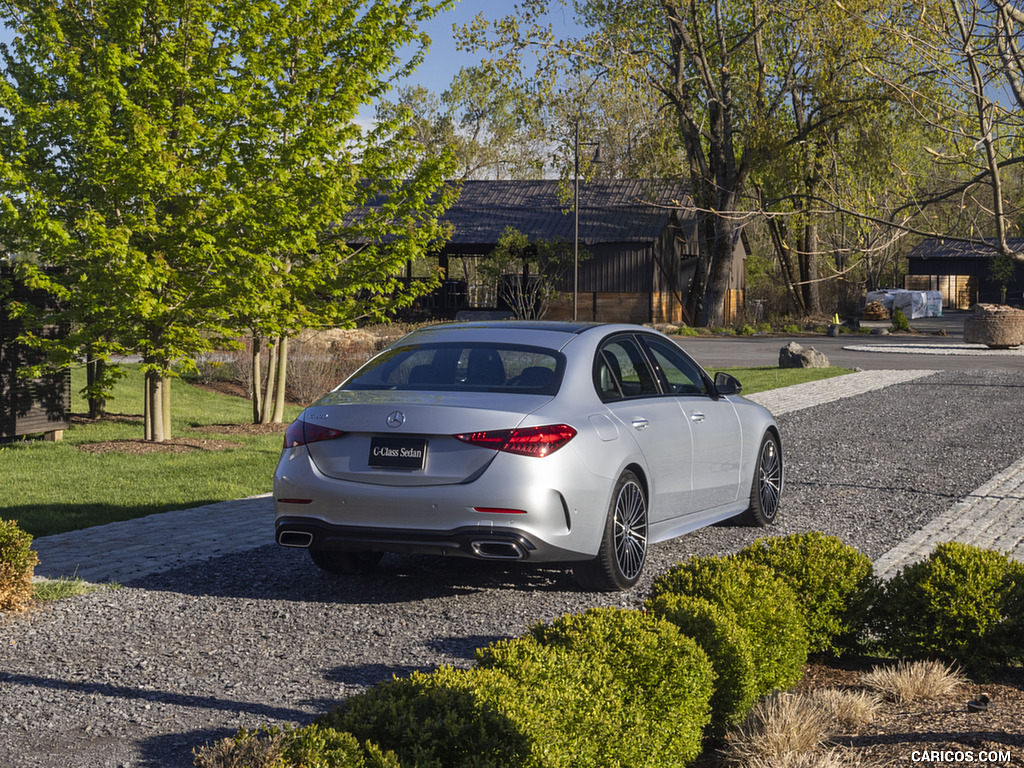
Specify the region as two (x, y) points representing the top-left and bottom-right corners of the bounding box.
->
(278, 530), (314, 548)
(471, 540), (525, 560)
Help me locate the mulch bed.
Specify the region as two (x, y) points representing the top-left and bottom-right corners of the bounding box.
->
(71, 412), (286, 453)
(190, 422), (288, 436)
(76, 437), (243, 455)
(711, 659), (1024, 767)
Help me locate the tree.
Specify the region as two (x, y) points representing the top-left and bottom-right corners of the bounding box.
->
(860, 0), (1024, 263)
(990, 252), (1016, 302)
(747, 0), (943, 315)
(0, 0), (455, 438)
(459, 0), (910, 325)
(378, 63), (548, 179)
(476, 227), (575, 319)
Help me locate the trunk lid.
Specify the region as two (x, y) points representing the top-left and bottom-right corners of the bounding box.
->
(300, 390), (552, 486)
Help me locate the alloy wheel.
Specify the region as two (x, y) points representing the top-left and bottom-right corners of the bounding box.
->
(613, 480), (648, 581)
(758, 438), (782, 520)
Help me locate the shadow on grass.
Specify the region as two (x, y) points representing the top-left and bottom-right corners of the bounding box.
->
(15, 501), (239, 540)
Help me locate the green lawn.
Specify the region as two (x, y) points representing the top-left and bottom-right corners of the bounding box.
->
(2, 365), (302, 538)
(707, 365), (856, 395)
(2, 363), (853, 539)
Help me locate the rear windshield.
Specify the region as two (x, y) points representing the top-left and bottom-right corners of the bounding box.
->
(343, 342), (565, 395)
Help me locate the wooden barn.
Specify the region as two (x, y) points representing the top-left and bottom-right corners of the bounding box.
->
(905, 238), (1024, 309)
(1, 265), (70, 441)
(409, 179), (747, 325)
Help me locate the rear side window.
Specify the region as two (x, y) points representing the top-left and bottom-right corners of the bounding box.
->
(640, 336), (709, 395)
(593, 336), (659, 400)
(343, 342), (565, 395)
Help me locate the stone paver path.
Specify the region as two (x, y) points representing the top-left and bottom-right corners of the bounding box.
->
(744, 369), (938, 415)
(873, 454), (1024, 578)
(33, 494), (275, 584)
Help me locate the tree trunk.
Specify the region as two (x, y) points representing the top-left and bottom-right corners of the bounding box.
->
(86, 357), (106, 419)
(271, 335), (288, 423)
(788, 94), (823, 316)
(251, 336), (263, 425)
(162, 375), (171, 440)
(684, 212), (714, 323)
(801, 172), (822, 315)
(144, 375), (151, 441)
(765, 217), (807, 315)
(261, 340), (278, 424)
(800, 217), (821, 315)
(146, 370), (165, 443)
(700, 215), (743, 327)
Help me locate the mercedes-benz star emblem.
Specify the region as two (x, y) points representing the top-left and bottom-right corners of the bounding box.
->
(386, 410), (406, 428)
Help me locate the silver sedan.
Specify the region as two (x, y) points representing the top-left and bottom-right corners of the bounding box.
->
(274, 321), (782, 591)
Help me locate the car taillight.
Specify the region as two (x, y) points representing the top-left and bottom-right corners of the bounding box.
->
(283, 420), (345, 448)
(454, 424), (577, 457)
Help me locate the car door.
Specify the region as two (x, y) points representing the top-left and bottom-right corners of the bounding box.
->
(594, 334), (693, 522)
(639, 334), (743, 511)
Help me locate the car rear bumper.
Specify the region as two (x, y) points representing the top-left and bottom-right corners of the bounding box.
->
(274, 443), (611, 560)
(275, 515), (588, 562)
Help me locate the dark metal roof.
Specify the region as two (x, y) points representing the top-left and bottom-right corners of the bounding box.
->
(908, 237), (1024, 259)
(441, 179), (691, 249)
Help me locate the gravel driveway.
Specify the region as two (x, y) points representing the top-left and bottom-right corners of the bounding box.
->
(3, 369), (1024, 768)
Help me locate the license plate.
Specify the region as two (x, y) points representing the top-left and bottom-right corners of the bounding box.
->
(368, 436), (427, 469)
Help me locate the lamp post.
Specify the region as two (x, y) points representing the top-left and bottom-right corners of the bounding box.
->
(573, 119), (601, 322)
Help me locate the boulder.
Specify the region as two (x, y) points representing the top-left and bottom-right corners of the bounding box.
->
(779, 341), (830, 369)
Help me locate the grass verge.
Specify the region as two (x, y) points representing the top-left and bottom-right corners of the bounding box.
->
(3, 363), (851, 539)
(32, 576), (116, 602)
(2, 364), (302, 539)
(708, 366), (856, 395)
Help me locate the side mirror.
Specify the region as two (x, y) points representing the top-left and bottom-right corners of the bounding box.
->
(713, 371), (742, 396)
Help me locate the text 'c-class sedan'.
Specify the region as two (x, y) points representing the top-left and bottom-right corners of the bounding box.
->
(274, 321), (783, 591)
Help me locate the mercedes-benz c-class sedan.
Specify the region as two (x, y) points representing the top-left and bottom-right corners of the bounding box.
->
(274, 321), (782, 591)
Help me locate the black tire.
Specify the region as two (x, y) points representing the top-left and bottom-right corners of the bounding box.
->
(309, 548), (383, 575)
(574, 470), (648, 591)
(740, 432), (783, 526)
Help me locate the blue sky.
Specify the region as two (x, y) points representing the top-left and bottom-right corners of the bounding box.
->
(400, 0), (577, 91)
(384, 0), (580, 106)
(399, 0), (491, 96)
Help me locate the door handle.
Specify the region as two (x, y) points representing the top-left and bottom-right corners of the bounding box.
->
(690, 412), (705, 423)
(631, 418), (649, 431)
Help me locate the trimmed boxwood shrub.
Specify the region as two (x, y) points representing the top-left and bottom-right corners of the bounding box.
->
(646, 593), (758, 739)
(281, 725), (401, 767)
(501, 607), (715, 764)
(737, 532), (877, 656)
(193, 725), (401, 767)
(1002, 570), (1024, 666)
(326, 648), (655, 768)
(649, 554), (808, 695)
(1, 519), (39, 614)
(320, 667), (532, 768)
(879, 541), (1024, 672)
(326, 612), (714, 768)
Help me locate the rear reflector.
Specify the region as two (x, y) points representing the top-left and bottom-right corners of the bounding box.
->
(284, 420), (345, 448)
(455, 424), (577, 457)
(473, 507), (527, 515)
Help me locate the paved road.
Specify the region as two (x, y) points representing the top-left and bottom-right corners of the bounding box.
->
(681, 311), (1024, 372)
(31, 367), (1024, 585)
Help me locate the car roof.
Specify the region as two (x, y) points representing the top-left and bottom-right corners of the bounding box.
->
(394, 321), (653, 348)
